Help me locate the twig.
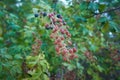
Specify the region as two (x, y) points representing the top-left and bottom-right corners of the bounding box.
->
(87, 6), (120, 18)
(94, 6), (120, 15)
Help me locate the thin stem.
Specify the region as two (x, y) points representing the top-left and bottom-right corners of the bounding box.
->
(87, 6), (120, 18)
(94, 6), (120, 15)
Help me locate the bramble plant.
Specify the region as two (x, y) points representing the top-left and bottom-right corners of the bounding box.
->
(47, 12), (78, 61)
(0, 0), (120, 80)
(22, 37), (49, 80)
(36, 12), (78, 62)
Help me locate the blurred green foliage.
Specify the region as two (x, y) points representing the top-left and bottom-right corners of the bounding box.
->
(0, 0), (120, 80)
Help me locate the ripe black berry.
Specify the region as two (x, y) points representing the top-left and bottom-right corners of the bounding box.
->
(57, 14), (62, 18)
(45, 27), (50, 30)
(63, 21), (66, 25)
(50, 27), (53, 30)
(34, 14), (39, 17)
(43, 12), (47, 17)
(45, 26), (53, 30)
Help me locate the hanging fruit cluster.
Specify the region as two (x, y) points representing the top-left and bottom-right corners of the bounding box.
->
(84, 50), (95, 62)
(32, 37), (42, 56)
(35, 12), (78, 61)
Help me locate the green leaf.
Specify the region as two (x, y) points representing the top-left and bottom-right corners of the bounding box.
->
(14, 54), (22, 59)
(79, 1), (88, 10)
(62, 62), (76, 71)
(87, 68), (93, 75)
(43, 74), (49, 80)
(102, 22), (109, 33)
(67, 64), (76, 71)
(0, 63), (2, 72)
(11, 24), (20, 31)
(97, 65), (104, 72)
(4, 54), (13, 59)
(0, 37), (3, 42)
(76, 62), (84, 70)
(109, 21), (119, 32)
(90, 44), (97, 51)
(0, 11), (4, 17)
(98, 4), (106, 12)
(98, 17), (107, 23)
(88, 2), (98, 10)
(93, 73), (102, 80)
(80, 47), (87, 52)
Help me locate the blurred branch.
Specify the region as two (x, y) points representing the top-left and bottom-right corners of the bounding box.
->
(94, 6), (120, 15)
(72, 6), (120, 19)
(87, 6), (120, 18)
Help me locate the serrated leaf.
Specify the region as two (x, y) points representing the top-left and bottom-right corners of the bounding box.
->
(97, 65), (104, 72)
(88, 2), (98, 10)
(14, 54), (22, 59)
(28, 69), (36, 75)
(102, 22), (109, 32)
(90, 44), (97, 51)
(99, 4), (106, 12)
(79, 2), (88, 10)
(62, 62), (69, 66)
(43, 74), (49, 80)
(109, 21), (119, 32)
(87, 68), (93, 75)
(67, 65), (76, 71)
(0, 37), (3, 41)
(4, 54), (12, 59)
(98, 17), (107, 23)
(76, 62), (83, 69)
(62, 62), (76, 71)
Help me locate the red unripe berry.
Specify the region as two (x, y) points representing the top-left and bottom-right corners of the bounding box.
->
(63, 57), (67, 61)
(45, 24), (49, 28)
(50, 34), (54, 38)
(52, 17), (57, 23)
(52, 27), (58, 33)
(84, 51), (90, 57)
(52, 29), (56, 33)
(60, 36), (64, 40)
(51, 13), (54, 16)
(54, 40), (58, 45)
(48, 13), (54, 18)
(55, 46), (60, 53)
(67, 33), (71, 37)
(69, 49), (73, 53)
(56, 36), (59, 39)
(69, 54), (74, 60)
(37, 40), (42, 45)
(55, 25), (59, 28)
(57, 19), (63, 22)
(66, 31), (69, 35)
(57, 38), (61, 43)
(60, 29), (65, 34)
(63, 43), (67, 47)
(58, 42), (63, 48)
(48, 14), (52, 18)
(74, 55), (78, 58)
(73, 47), (77, 53)
(54, 38), (61, 44)
(62, 49), (68, 55)
(69, 54), (78, 60)
(59, 22), (63, 26)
